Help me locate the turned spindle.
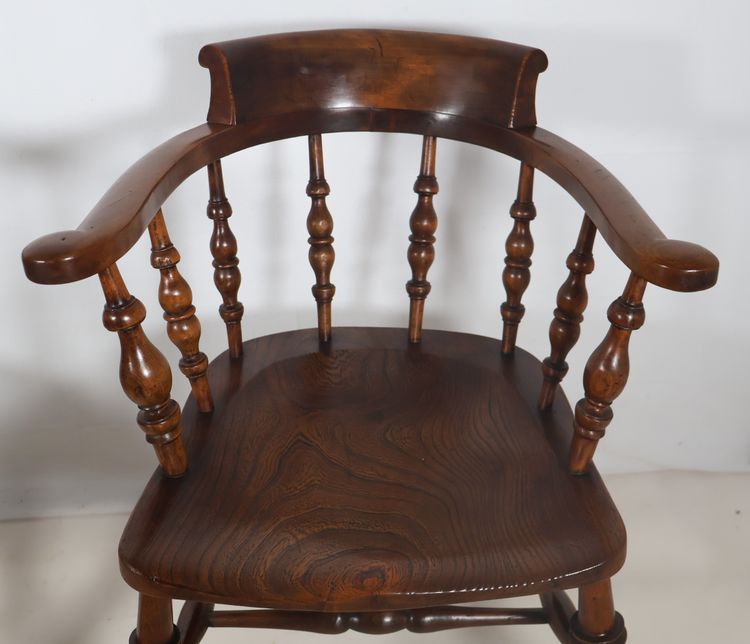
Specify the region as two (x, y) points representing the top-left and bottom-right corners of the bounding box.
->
(569, 273), (647, 474)
(148, 210), (213, 413)
(99, 264), (187, 477)
(539, 215), (597, 410)
(406, 135), (439, 343)
(306, 134), (336, 342)
(207, 159), (244, 358)
(501, 163), (536, 354)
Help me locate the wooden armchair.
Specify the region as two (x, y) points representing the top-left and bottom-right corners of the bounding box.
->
(21, 29), (718, 644)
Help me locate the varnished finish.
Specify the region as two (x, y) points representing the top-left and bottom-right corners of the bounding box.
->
(21, 116), (718, 292)
(571, 580), (627, 643)
(119, 328), (626, 611)
(306, 134), (336, 341)
(19, 26), (718, 293)
(406, 136), (438, 342)
(199, 29), (547, 128)
(21, 29), (720, 642)
(99, 264), (187, 477)
(148, 211), (212, 412)
(207, 160), (244, 358)
(570, 273), (647, 474)
(208, 605), (548, 633)
(130, 594), (178, 644)
(501, 162), (536, 353)
(539, 215), (597, 409)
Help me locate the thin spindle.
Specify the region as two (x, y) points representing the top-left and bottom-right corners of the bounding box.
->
(207, 160), (244, 358)
(148, 210), (213, 412)
(501, 163), (536, 354)
(539, 215), (597, 410)
(406, 135), (439, 343)
(306, 134), (336, 342)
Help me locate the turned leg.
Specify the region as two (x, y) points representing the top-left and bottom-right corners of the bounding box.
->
(570, 580), (626, 643)
(541, 590), (576, 643)
(177, 601), (213, 644)
(130, 594), (178, 644)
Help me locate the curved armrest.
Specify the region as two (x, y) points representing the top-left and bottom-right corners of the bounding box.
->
(22, 108), (719, 292)
(509, 127), (719, 292)
(22, 123), (235, 284)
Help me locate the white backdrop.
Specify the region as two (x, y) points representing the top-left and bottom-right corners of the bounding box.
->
(1, 0), (747, 520)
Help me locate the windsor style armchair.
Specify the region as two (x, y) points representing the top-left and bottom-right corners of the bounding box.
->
(22, 30), (718, 643)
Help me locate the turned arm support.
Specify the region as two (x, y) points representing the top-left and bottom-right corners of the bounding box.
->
(569, 272), (647, 474)
(507, 126), (718, 292)
(99, 264), (188, 476)
(22, 123), (235, 285)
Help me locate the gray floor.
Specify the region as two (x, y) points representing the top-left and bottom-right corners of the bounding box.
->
(1, 471), (747, 643)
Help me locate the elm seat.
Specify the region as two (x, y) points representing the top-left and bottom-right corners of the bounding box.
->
(119, 328), (626, 611)
(21, 28), (718, 644)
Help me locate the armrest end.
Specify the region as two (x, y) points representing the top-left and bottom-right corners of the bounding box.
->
(22, 230), (91, 285)
(647, 239), (719, 292)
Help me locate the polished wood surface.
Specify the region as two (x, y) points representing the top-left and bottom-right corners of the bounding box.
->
(569, 273), (647, 474)
(208, 605), (548, 633)
(98, 264), (187, 477)
(18, 30), (716, 294)
(21, 28), (721, 642)
(206, 159), (243, 358)
(571, 580), (627, 643)
(406, 135), (438, 343)
(119, 327), (626, 611)
(21, 113), (718, 292)
(539, 215), (597, 409)
(501, 162), (536, 353)
(306, 133), (336, 342)
(198, 29), (547, 128)
(148, 210), (212, 413)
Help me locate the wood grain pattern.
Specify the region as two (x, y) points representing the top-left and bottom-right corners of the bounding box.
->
(119, 327), (626, 611)
(501, 162), (536, 353)
(20, 29), (720, 642)
(148, 210), (212, 412)
(99, 264), (187, 477)
(406, 135), (438, 343)
(306, 134), (336, 342)
(539, 215), (597, 409)
(206, 159), (244, 358)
